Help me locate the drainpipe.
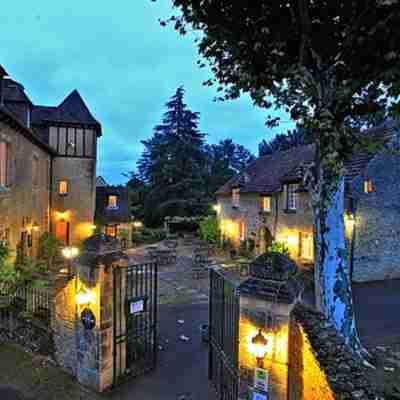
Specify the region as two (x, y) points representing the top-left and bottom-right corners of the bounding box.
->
(49, 155), (54, 234)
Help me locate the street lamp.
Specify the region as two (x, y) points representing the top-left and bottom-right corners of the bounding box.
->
(61, 246), (79, 275)
(251, 329), (269, 367)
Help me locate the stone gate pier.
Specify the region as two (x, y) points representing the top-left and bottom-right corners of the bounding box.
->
(52, 234), (128, 392)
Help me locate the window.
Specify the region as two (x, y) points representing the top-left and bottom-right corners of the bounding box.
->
(106, 225), (118, 237)
(232, 188), (240, 208)
(58, 180), (69, 195)
(287, 184), (299, 211)
(239, 221), (246, 242)
(300, 232), (313, 260)
(364, 179), (374, 194)
(0, 142), (9, 187)
(107, 195), (118, 209)
(32, 156), (39, 188)
(0, 228), (10, 246)
(261, 196), (271, 212)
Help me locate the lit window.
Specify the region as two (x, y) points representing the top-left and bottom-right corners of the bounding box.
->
(239, 221), (246, 241)
(0, 142), (9, 187)
(261, 196), (271, 212)
(300, 233), (313, 260)
(364, 179), (374, 194)
(232, 188), (240, 208)
(108, 195), (118, 209)
(106, 225), (117, 237)
(58, 180), (69, 195)
(287, 184), (299, 211)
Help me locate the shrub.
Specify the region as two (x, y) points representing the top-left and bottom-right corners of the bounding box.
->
(199, 216), (220, 244)
(267, 241), (289, 257)
(38, 232), (62, 271)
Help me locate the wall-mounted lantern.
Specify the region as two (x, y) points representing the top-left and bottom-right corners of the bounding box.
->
(213, 204), (221, 214)
(76, 287), (95, 306)
(345, 211), (355, 231)
(62, 246), (79, 260)
(250, 329), (269, 367)
(133, 221), (143, 228)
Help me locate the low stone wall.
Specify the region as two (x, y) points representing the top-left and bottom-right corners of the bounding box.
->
(288, 304), (377, 400)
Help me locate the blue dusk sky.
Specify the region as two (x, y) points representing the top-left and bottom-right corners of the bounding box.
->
(0, 0), (292, 184)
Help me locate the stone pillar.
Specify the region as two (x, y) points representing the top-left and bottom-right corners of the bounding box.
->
(52, 234), (126, 392)
(237, 253), (303, 400)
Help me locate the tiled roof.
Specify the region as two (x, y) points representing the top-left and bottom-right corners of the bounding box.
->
(216, 145), (315, 195)
(0, 65), (8, 76)
(31, 90), (102, 135)
(0, 105), (56, 155)
(2, 78), (32, 104)
(215, 123), (399, 196)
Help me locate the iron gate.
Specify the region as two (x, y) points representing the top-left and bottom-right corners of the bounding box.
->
(113, 262), (158, 385)
(209, 268), (240, 400)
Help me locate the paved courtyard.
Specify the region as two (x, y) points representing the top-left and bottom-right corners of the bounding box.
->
(109, 303), (215, 400)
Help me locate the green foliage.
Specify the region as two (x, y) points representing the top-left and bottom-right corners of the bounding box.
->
(137, 87), (208, 226)
(132, 227), (166, 245)
(267, 241), (289, 257)
(199, 216), (220, 244)
(0, 242), (19, 292)
(259, 125), (310, 156)
(38, 232), (62, 270)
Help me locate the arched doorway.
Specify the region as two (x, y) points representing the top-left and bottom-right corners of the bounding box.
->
(259, 227), (273, 254)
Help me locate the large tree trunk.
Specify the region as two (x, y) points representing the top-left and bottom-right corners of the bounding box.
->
(311, 161), (365, 356)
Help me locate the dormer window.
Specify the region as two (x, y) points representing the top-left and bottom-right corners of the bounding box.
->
(58, 180), (69, 196)
(232, 188), (240, 208)
(108, 195), (119, 209)
(287, 184), (299, 211)
(261, 196), (271, 213)
(364, 179), (374, 194)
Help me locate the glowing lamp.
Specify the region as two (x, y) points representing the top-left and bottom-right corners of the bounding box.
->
(76, 287), (95, 306)
(62, 246), (79, 260)
(213, 204), (221, 214)
(32, 222), (40, 232)
(251, 329), (269, 366)
(345, 212), (355, 229)
(133, 221), (143, 228)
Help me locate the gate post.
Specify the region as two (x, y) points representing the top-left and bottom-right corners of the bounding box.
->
(52, 234), (126, 392)
(237, 254), (303, 400)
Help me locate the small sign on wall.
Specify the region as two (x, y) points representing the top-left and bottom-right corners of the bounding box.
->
(127, 297), (147, 315)
(81, 308), (96, 330)
(254, 368), (269, 392)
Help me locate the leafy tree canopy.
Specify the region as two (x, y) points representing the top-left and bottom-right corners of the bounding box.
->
(259, 125), (310, 156)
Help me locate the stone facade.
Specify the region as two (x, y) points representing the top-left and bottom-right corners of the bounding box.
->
(350, 150), (400, 282)
(0, 65), (101, 255)
(217, 131), (400, 282)
(0, 119), (52, 257)
(218, 190), (313, 268)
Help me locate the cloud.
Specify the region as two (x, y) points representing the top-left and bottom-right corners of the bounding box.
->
(1, 0), (293, 184)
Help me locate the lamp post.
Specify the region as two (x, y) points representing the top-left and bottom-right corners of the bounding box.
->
(61, 246), (79, 276)
(251, 329), (269, 368)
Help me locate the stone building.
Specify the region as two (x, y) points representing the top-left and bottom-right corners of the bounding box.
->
(0, 64), (101, 257)
(216, 122), (400, 282)
(95, 180), (133, 248)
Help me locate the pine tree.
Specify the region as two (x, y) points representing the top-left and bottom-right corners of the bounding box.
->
(138, 87), (207, 226)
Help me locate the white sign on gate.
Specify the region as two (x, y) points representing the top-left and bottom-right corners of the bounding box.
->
(254, 368), (269, 392)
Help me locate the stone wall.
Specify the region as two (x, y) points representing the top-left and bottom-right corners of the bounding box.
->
(0, 120), (51, 257)
(351, 151), (400, 282)
(51, 157), (97, 245)
(238, 296), (292, 400)
(288, 304), (378, 400)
